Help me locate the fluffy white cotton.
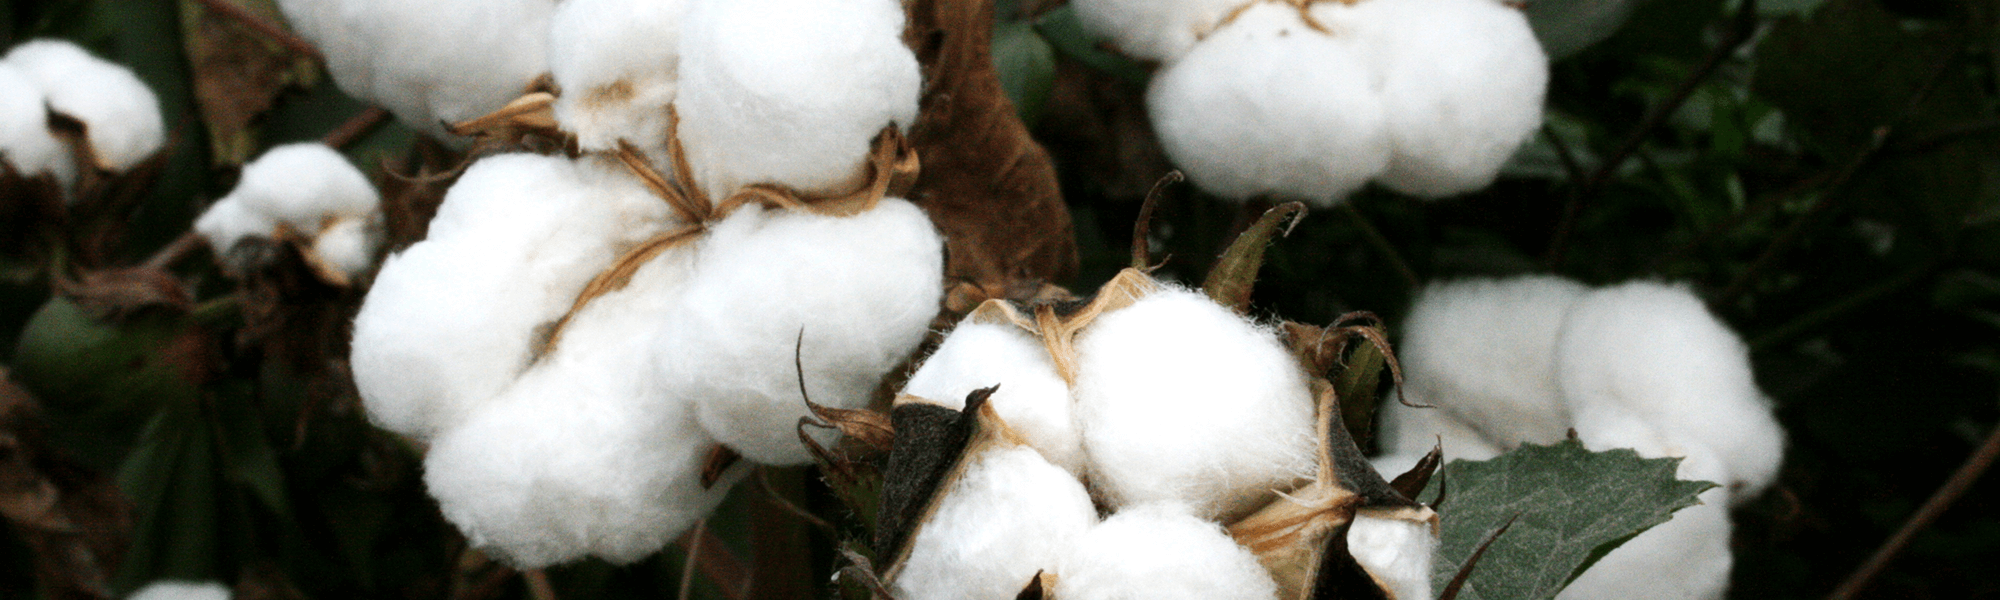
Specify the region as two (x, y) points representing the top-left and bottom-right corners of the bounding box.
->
(311, 216), (381, 278)
(1348, 513), (1437, 600)
(661, 199), (942, 465)
(675, 0), (920, 198)
(0, 63), (76, 188)
(1339, 0), (1548, 198)
(1147, 3), (1389, 204)
(1555, 281), (1785, 502)
(2, 39), (163, 172)
(548, 0), (688, 153)
(1398, 276), (1587, 448)
(1556, 488), (1733, 600)
(226, 143), (378, 230)
(352, 154), (673, 438)
(1073, 287), (1316, 521)
(902, 321), (1084, 474)
(128, 581), (232, 600)
(425, 243), (735, 568)
(1069, 0), (1244, 62)
(1369, 393), (1504, 479)
(193, 198), (279, 257)
(1055, 501), (1278, 600)
(892, 445), (1098, 600)
(276, 0), (553, 139)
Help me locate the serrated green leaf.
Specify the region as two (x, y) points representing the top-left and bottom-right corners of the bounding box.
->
(1424, 439), (1717, 600)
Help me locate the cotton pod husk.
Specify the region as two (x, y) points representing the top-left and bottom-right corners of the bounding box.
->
(423, 242), (740, 568)
(901, 319), (1085, 475)
(873, 389), (997, 574)
(351, 154), (674, 439)
(1053, 501), (1280, 600)
(1147, 2), (1389, 204)
(547, 0), (688, 155)
(1397, 275), (1587, 449)
(1068, 0), (1245, 62)
(1334, 0), (1548, 198)
(1, 39), (164, 172)
(674, 0), (920, 199)
(0, 63), (77, 189)
(661, 198), (943, 466)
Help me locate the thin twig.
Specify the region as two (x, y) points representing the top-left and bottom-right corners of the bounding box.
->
(1542, 123), (1587, 184)
(1339, 203), (1420, 292)
(676, 524), (751, 600)
(678, 520), (707, 600)
(759, 467), (839, 535)
(1826, 421), (2000, 600)
(523, 570), (557, 600)
(321, 107), (391, 150)
(1546, 0), (1760, 267)
(142, 231), (202, 270)
(191, 0), (323, 61)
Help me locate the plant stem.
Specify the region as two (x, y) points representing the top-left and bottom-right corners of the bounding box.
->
(523, 570), (557, 600)
(141, 231), (202, 271)
(321, 107), (391, 150)
(1825, 421), (2000, 600)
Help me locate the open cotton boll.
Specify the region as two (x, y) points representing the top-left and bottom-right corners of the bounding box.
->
(193, 200), (280, 257)
(662, 199), (942, 465)
(0, 64), (76, 188)
(902, 321), (1084, 474)
(310, 216), (382, 279)
(1068, 0), (1245, 62)
(892, 444), (1098, 600)
(129, 581), (232, 600)
(2, 39), (163, 172)
(1072, 287), (1316, 521)
(351, 154), (672, 438)
(276, 0), (553, 139)
(1398, 276), (1587, 448)
(1555, 281), (1785, 502)
(227, 143), (379, 230)
(1556, 488), (1734, 600)
(425, 244), (735, 568)
(1369, 390), (1504, 478)
(548, 0), (687, 154)
(675, 0), (920, 198)
(1337, 0), (1548, 198)
(1348, 512), (1437, 600)
(1055, 501), (1278, 600)
(1147, 3), (1390, 204)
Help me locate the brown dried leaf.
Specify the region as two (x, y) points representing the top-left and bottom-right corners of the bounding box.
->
(904, 0), (1078, 290)
(1390, 443), (1444, 501)
(1203, 202), (1306, 314)
(56, 267), (193, 321)
(376, 140), (471, 251)
(180, 0), (316, 165)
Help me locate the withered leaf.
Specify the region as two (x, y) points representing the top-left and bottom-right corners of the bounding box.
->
(1203, 201), (1306, 314)
(872, 387), (994, 564)
(179, 0), (317, 165)
(0, 370), (132, 600)
(57, 267), (193, 321)
(1389, 444), (1444, 501)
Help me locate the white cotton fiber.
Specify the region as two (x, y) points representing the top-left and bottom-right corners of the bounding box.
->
(310, 216), (382, 279)
(193, 200), (279, 256)
(902, 320), (1084, 474)
(2, 39), (163, 172)
(425, 242), (735, 568)
(1054, 501), (1278, 600)
(276, 0), (553, 139)
(1338, 0), (1548, 198)
(1147, 3), (1389, 204)
(1369, 392), (1504, 478)
(675, 0), (920, 198)
(1348, 512), (1437, 600)
(1556, 488), (1733, 600)
(1555, 281), (1785, 503)
(351, 154), (672, 439)
(128, 581), (232, 600)
(548, 0), (688, 154)
(660, 199), (942, 465)
(1069, 0), (1245, 62)
(229, 143), (379, 230)
(1397, 276), (1588, 448)
(0, 63), (76, 188)
(1072, 287), (1316, 521)
(892, 445), (1098, 600)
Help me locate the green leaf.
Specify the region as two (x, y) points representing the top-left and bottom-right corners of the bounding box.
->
(11, 297), (206, 471)
(113, 403), (222, 593)
(992, 19), (1056, 127)
(213, 382), (292, 519)
(1032, 6), (1149, 85)
(1424, 439), (1717, 600)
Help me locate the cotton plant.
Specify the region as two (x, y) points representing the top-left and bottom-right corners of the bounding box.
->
(1078, 0), (1547, 204)
(193, 143), (384, 286)
(346, 0), (942, 568)
(1374, 275), (1786, 600)
(0, 39), (164, 197)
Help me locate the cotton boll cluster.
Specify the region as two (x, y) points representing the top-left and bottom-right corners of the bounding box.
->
(1095, 0), (1546, 203)
(276, 0), (554, 140)
(193, 143), (384, 284)
(892, 444), (1098, 600)
(1055, 501), (1280, 600)
(547, 0), (688, 154)
(1374, 275), (1786, 599)
(128, 582), (232, 600)
(0, 40), (163, 195)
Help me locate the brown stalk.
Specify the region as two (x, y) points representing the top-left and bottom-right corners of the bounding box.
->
(1825, 421), (2000, 600)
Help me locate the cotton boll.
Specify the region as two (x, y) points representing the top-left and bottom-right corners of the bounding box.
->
(1337, 0), (1548, 198)
(1555, 281), (1785, 502)
(129, 581), (232, 600)
(425, 244), (733, 567)
(1068, 0), (1244, 62)
(892, 445), (1098, 600)
(1073, 287), (1316, 521)
(1398, 276), (1587, 449)
(1348, 512), (1437, 600)
(310, 216), (382, 279)
(276, 0), (553, 139)
(1055, 501), (1278, 600)
(226, 143), (379, 230)
(663, 199), (943, 465)
(1148, 3), (1390, 204)
(902, 321), (1083, 474)
(1369, 389), (1504, 478)
(548, 0), (687, 154)
(1556, 488), (1733, 600)
(193, 199), (280, 257)
(2, 39), (163, 172)
(0, 64), (76, 188)
(351, 154), (672, 438)
(675, 0), (920, 198)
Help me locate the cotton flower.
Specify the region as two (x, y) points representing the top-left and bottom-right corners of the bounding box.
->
(902, 320), (1084, 474)
(891, 444), (1098, 600)
(2, 39), (163, 172)
(1054, 501), (1279, 600)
